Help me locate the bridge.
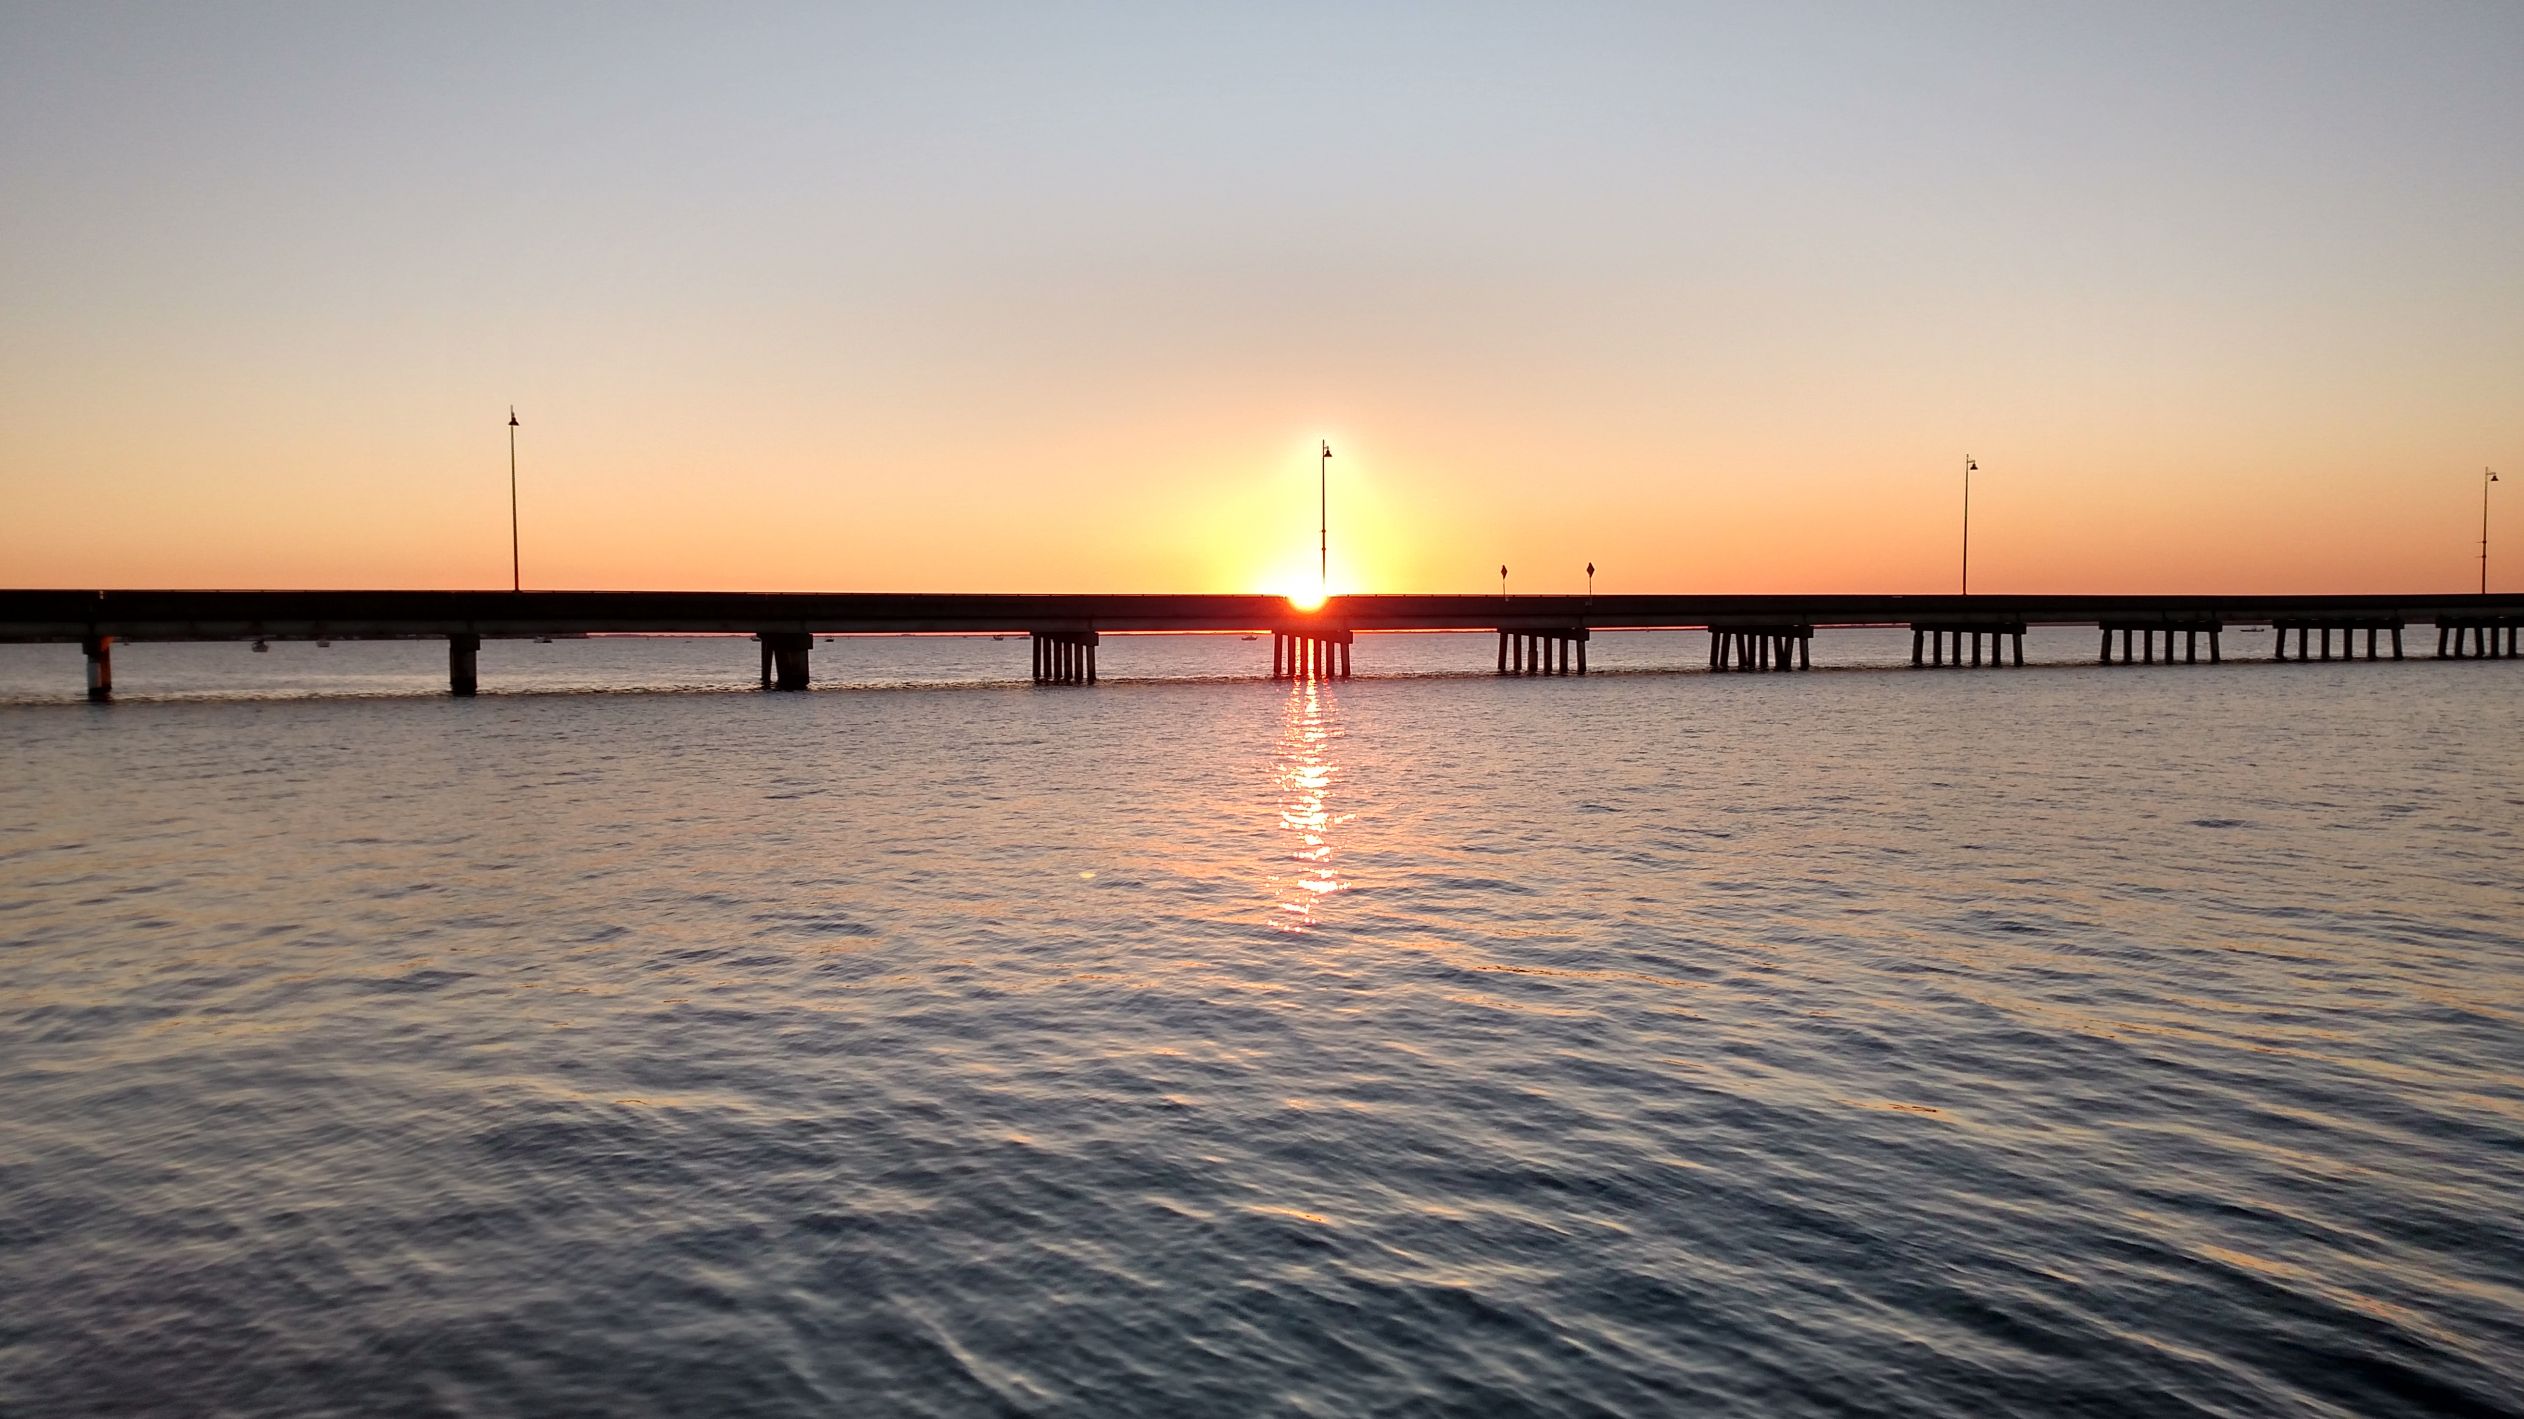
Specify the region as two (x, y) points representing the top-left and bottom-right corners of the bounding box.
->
(3, 589), (2518, 700)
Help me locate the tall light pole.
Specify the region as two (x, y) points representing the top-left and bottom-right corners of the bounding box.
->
(2487, 468), (2502, 595)
(1960, 455), (1977, 594)
(508, 406), (522, 593)
(1319, 440), (1332, 597)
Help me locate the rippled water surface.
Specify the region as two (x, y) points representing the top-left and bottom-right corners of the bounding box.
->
(4, 635), (2521, 1416)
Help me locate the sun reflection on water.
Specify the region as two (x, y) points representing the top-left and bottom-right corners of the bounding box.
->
(1273, 678), (1347, 929)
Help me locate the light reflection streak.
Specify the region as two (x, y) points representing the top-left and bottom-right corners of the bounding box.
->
(1272, 677), (1347, 929)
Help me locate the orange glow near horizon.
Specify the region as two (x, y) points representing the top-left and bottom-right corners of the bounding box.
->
(1, 420), (2515, 597)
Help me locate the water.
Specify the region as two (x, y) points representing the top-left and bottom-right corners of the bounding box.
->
(3, 634), (2520, 1416)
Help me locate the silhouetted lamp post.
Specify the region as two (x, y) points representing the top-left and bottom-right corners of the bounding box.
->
(1500, 564), (1509, 598)
(1961, 455), (1977, 595)
(508, 407), (522, 593)
(1319, 440), (1332, 597)
(2488, 468), (2502, 595)
(1586, 561), (1596, 597)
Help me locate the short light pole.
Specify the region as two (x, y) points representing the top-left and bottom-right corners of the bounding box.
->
(1586, 561), (1596, 597)
(508, 406), (522, 593)
(1319, 440), (1332, 599)
(1961, 455), (1977, 594)
(2487, 468), (2502, 595)
(1500, 564), (1509, 598)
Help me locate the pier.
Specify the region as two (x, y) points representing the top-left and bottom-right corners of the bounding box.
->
(6, 590), (2519, 700)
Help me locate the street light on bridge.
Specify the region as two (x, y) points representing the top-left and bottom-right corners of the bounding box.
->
(508, 407), (522, 593)
(1960, 455), (1978, 595)
(2488, 468), (2502, 595)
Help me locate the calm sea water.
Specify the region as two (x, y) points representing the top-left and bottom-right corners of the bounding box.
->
(3, 632), (2520, 1417)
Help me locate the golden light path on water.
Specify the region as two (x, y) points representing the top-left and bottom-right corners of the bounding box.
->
(1273, 678), (1346, 930)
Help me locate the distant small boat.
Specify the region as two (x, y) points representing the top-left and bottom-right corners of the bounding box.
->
(535, 636), (553, 644)
(1241, 634), (1259, 642)
(2239, 626), (2268, 634)
(315, 639), (331, 648)
(251, 639), (269, 653)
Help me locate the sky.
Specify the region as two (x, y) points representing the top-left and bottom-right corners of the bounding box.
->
(3, 2), (2520, 595)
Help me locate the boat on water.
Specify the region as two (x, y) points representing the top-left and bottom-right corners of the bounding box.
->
(251, 640), (269, 653)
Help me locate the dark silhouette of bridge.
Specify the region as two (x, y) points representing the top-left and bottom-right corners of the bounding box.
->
(4, 589), (2518, 700)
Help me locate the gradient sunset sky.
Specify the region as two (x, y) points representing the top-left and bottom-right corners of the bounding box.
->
(3, 3), (2519, 595)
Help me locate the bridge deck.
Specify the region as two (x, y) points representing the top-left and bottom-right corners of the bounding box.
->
(5, 589), (2522, 642)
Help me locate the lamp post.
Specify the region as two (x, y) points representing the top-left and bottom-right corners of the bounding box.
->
(1586, 561), (1595, 597)
(508, 407), (521, 593)
(1319, 440), (1331, 598)
(1500, 564), (1508, 598)
(1961, 455), (1977, 595)
(2487, 468), (2502, 595)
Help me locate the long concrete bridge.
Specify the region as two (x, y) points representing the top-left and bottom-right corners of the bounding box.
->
(4, 589), (2519, 700)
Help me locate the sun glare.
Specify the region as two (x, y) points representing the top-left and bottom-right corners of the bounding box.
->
(1285, 589), (1327, 612)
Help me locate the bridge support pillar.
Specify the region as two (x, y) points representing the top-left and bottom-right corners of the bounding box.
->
(449, 633), (480, 697)
(1711, 625), (1809, 672)
(1031, 631), (1099, 685)
(1276, 627), (1351, 681)
(2103, 619), (2219, 668)
(758, 632), (812, 690)
(1914, 621), (2021, 670)
(83, 635), (113, 703)
(2270, 617), (2397, 664)
(1502, 628), (1586, 676)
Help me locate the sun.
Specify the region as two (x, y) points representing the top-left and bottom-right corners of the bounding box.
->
(1284, 589), (1328, 612)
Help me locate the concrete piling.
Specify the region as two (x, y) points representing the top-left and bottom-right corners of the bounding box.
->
(1275, 626), (1352, 681)
(83, 635), (112, 703)
(2096, 618), (2220, 669)
(449, 633), (480, 697)
(1709, 624), (1810, 673)
(1500, 627), (1587, 677)
(1030, 630), (1103, 684)
(756, 632), (812, 690)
